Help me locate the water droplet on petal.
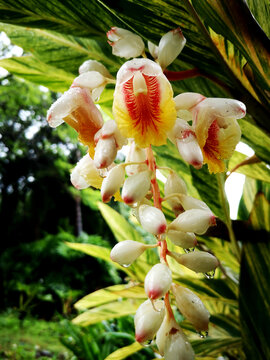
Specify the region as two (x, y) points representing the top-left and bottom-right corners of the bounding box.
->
(184, 247), (195, 253)
(141, 339), (153, 347)
(203, 269), (215, 279)
(122, 263), (131, 268)
(198, 330), (208, 338)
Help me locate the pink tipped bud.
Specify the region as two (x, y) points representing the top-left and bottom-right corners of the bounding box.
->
(178, 194), (211, 212)
(198, 98), (246, 119)
(172, 251), (219, 273)
(157, 28), (186, 69)
(138, 205), (167, 235)
(121, 170), (151, 205)
(135, 299), (165, 343)
(110, 240), (147, 266)
(164, 172), (187, 214)
(167, 230), (197, 249)
(107, 27), (145, 59)
(169, 209), (216, 235)
(79, 60), (113, 79)
(164, 327), (195, 360)
(94, 137), (117, 169)
(144, 263), (172, 300)
(125, 142), (147, 176)
(171, 284), (209, 332)
(176, 135), (203, 169)
(101, 165), (125, 202)
(174, 92), (206, 111)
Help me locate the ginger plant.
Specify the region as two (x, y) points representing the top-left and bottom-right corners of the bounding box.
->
(47, 26), (246, 359)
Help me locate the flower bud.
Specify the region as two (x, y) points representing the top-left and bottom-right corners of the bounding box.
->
(171, 284), (209, 332)
(157, 28), (186, 69)
(107, 27), (145, 59)
(70, 153), (102, 189)
(176, 135), (203, 169)
(169, 209), (216, 235)
(144, 263), (172, 300)
(164, 327), (195, 360)
(156, 310), (179, 355)
(125, 142), (147, 176)
(110, 240), (149, 266)
(177, 194), (211, 212)
(94, 137), (117, 169)
(94, 120), (127, 149)
(167, 230), (197, 249)
(101, 165), (125, 202)
(79, 60), (112, 79)
(121, 170), (151, 205)
(170, 251), (219, 273)
(148, 41), (159, 59)
(135, 299), (165, 343)
(139, 205), (167, 235)
(164, 172), (187, 214)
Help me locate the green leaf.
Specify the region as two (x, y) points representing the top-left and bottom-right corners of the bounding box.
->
(239, 181), (270, 359)
(74, 284), (146, 310)
(191, 337), (241, 357)
(72, 299), (142, 326)
(246, 0), (270, 38)
(0, 55), (73, 91)
(104, 342), (143, 360)
(228, 151), (270, 183)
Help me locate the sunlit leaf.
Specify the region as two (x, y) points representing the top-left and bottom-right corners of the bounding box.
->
(104, 342), (143, 360)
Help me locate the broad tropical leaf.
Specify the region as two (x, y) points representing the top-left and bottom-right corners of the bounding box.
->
(104, 342), (143, 360)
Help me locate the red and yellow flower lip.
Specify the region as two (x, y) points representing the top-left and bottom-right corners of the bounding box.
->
(113, 58), (176, 148)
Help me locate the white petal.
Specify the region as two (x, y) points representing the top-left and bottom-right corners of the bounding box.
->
(176, 135), (203, 169)
(70, 165), (90, 190)
(148, 41), (159, 59)
(144, 263), (172, 300)
(164, 329), (195, 360)
(197, 98), (246, 119)
(121, 170), (151, 205)
(79, 60), (112, 78)
(125, 142), (147, 176)
(110, 240), (146, 266)
(158, 28), (186, 69)
(156, 311), (179, 356)
(164, 172), (187, 213)
(178, 194), (211, 212)
(111, 35), (145, 59)
(169, 209), (216, 235)
(139, 205), (167, 235)
(70, 154), (101, 189)
(73, 71), (106, 90)
(174, 92), (205, 111)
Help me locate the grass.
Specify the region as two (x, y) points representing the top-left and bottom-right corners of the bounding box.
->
(0, 311), (73, 360)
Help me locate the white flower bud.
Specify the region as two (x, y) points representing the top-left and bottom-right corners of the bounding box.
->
(158, 28), (186, 69)
(164, 327), (195, 360)
(79, 60), (113, 79)
(107, 27), (145, 59)
(121, 170), (151, 205)
(198, 98), (246, 119)
(178, 194), (211, 212)
(171, 284), (210, 332)
(101, 165), (125, 202)
(169, 209), (216, 235)
(110, 240), (148, 266)
(125, 142), (147, 176)
(164, 172), (187, 214)
(72, 71), (106, 90)
(70, 153), (102, 189)
(139, 205), (167, 235)
(94, 120), (127, 149)
(144, 263), (172, 300)
(174, 92), (205, 111)
(176, 135), (203, 170)
(156, 310), (179, 356)
(94, 137), (117, 169)
(135, 299), (165, 343)
(167, 230), (197, 249)
(148, 41), (159, 59)
(171, 251), (219, 273)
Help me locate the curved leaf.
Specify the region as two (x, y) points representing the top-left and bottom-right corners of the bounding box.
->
(104, 342), (143, 360)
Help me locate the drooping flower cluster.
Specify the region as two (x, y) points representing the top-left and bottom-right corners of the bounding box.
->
(47, 26), (246, 359)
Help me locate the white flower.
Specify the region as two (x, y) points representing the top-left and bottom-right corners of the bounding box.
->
(171, 251), (219, 273)
(101, 165), (125, 202)
(157, 28), (186, 69)
(121, 170), (151, 205)
(144, 263), (172, 300)
(139, 205), (167, 235)
(110, 240), (148, 266)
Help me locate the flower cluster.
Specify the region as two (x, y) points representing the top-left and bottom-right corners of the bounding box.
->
(47, 26), (246, 359)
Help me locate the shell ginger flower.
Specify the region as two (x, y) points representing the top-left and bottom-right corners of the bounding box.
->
(113, 58), (177, 148)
